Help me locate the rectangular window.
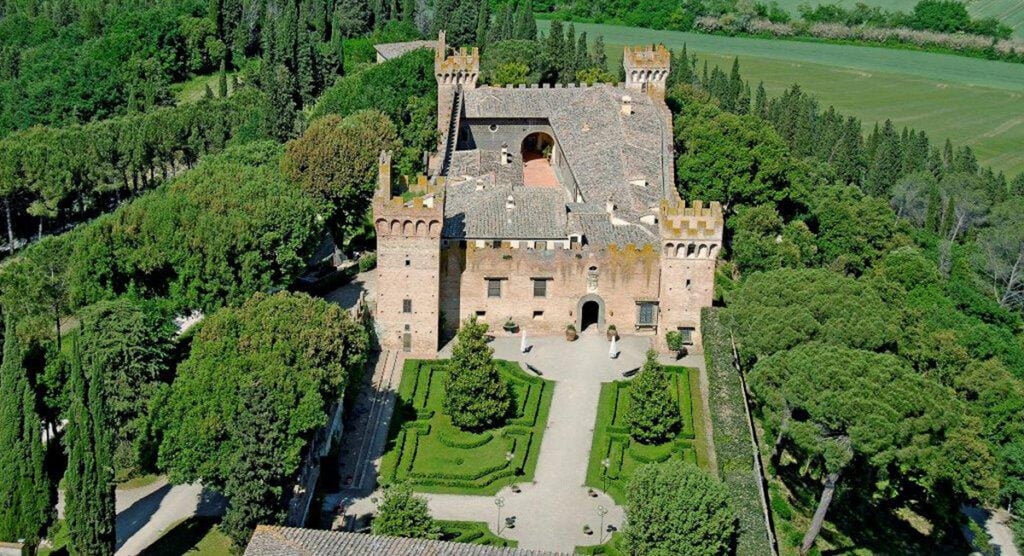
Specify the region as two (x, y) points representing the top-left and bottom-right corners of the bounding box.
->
(491, 240), (502, 248)
(532, 278), (548, 298)
(487, 279), (502, 298)
(679, 327), (695, 345)
(402, 299), (412, 313)
(637, 302), (658, 327)
(533, 311), (544, 320)
(475, 310), (486, 318)
(534, 241), (547, 250)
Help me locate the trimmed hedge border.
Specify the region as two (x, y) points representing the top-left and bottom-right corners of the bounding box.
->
(703, 308), (773, 556)
(378, 359), (553, 494)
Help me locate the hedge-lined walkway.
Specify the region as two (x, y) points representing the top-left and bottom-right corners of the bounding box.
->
(422, 333), (652, 553)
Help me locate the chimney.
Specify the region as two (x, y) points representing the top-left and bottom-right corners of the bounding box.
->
(605, 199), (615, 215)
(506, 195), (516, 210)
(500, 145), (509, 166)
(621, 95), (633, 116)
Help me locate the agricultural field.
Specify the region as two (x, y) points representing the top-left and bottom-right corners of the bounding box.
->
(769, 0), (1024, 38)
(378, 359), (553, 495)
(540, 20), (1024, 176)
(584, 366), (707, 505)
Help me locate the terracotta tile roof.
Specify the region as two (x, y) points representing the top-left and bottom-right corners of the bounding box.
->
(373, 40), (437, 61)
(244, 526), (567, 556)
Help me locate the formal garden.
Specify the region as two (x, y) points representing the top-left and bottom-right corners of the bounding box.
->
(378, 358), (554, 494)
(584, 361), (708, 504)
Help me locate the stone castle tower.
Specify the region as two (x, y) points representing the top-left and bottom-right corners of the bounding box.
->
(656, 200), (724, 352)
(372, 151), (443, 356)
(623, 44), (671, 101)
(434, 31), (479, 135)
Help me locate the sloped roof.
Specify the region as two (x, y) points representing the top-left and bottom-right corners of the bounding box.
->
(460, 84), (673, 224)
(443, 180), (568, 239)
(244, 526), (566, 556)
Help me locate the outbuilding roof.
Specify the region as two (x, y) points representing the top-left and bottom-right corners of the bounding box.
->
(244, 526), (567, 556)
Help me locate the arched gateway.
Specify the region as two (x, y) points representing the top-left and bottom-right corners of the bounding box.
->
(576, 294), (605, 332)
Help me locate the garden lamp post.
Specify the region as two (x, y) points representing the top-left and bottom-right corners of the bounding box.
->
(495, 496), (505, 533)
(597, 505), (609, 543)
(601, 457), (610, 493)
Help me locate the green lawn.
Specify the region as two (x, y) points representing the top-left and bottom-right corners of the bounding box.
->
(585, 366), (707, 505)
(379, 359), (554, 494)
(437, 520), (518, 547)
(138, 516), (232, 556)
(576, 531), (626, 555)
(172, 72), (241, 105)
(539, 20), (1024, 176)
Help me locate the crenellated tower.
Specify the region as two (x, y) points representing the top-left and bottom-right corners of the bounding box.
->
(373, 151), (444, 356)
(623, 45), (671, 101)
(656, 200), (723, 353)
(434, 31), (479, 134)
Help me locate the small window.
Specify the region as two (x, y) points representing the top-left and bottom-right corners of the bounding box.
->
(404, 324), (411, 331)
(533, 311), (544, 320)
(679, 327), (695, 345)
(404, 258), (411, 267)
(532, 278), (548, 298)
(476, 310), (486, 318)
(489, 124), (498, 132)
(637, 302), (658, 328)
(685, 279), (691, 288)
(487, 279), (502, 298)
(491, 240), (502, 248)
(402, 299), (412, 313)
(535, 241), (547, 250)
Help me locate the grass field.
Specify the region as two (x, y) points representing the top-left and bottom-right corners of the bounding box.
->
(770, 0), (1024, 39)
(584, 366), (707, 505)
(438, 520), (519, 547)
(379, 359), (554, 495)
(539, 20), (1024, 176)
(172, 72), (241, 104)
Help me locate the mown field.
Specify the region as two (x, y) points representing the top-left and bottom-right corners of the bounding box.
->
(538, 20), (1024, 176)
(770, 0), (1024, 38)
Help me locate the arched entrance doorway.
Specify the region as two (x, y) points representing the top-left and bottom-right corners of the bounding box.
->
(576, 294), (605, 332)
(521, 132), (558, 187)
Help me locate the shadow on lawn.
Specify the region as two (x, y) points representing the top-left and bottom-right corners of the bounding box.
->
(137, 516), (219, 556)
(773, 463), (969, 555)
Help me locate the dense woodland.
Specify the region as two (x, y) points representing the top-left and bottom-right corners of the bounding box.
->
(0, 0), (1022, 554)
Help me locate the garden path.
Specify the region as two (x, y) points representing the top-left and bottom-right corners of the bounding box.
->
(422, 333), (651, 553)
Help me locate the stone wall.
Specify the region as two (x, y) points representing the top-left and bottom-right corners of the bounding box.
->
(439, 243), (662, 339)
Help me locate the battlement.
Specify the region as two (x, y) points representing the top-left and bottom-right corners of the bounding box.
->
(623, 45), (670, 69)
(434, 31), (479, 85)
(659, 200), (724, 240)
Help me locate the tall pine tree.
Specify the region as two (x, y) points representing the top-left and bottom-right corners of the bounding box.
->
(0, 316), (53, 548)
(64, 335), (116, 556)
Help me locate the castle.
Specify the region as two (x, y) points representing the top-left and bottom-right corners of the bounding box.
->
(373, 33), (723, 357)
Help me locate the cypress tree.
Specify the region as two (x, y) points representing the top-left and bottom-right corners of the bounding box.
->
(865, 119), (902, 197)
(543, 19), (564, 82)
(942, 138), (954, 171)
(754, 81), (767, 117)
(218, 58), (229, 98)
(576, 31), (588, 73)
(513, 0), (536, 40)
(64, 336), (116, 556)
(476, 0), (491, 50)
(563, 23), (576, 82)
(0, 316), (53, 549)
(591, 34), (607, 70)
(204, 83), (215, 99)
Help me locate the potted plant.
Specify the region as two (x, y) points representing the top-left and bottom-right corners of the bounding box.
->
(666, 330), (687, 360)
(583, 524), (593, 535)
(503, 318), (518, 334)
(565, 324), (578, 342)
(606, 324), (618, 341)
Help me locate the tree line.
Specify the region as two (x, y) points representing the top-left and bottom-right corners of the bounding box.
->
(0, 140), (373, 552)
(665, 52), (1024, 553)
